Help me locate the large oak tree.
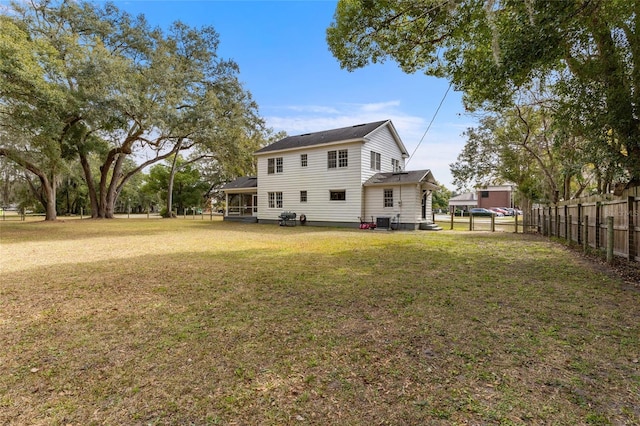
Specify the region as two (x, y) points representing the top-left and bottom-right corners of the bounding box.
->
(327, 0), (640, 185)
(1, 0), (265, 219)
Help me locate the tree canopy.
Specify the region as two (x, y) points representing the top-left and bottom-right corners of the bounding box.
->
(327, 0), (640, 192)
(1, 0), (268, 219)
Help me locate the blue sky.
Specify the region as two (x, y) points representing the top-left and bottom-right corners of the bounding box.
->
(106, 1), (478, 189)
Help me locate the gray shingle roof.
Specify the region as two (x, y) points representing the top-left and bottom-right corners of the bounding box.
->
(449, 191), (476, 202)
(220, 176), (257, 190)
(364, 170), (436, 186)
(255, 120), (391, 154)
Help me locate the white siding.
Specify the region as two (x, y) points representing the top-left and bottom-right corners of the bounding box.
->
(364, 184), (422, 224)
(361, 125), (406, 182)
(256, 141), (364, 223)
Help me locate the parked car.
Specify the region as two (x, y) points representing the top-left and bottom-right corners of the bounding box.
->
(470, 208), (496, 216)
(496, 207), (515, 216)
(488, 208), (506, 216)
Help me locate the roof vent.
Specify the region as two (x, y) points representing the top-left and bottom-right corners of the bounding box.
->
(300, 133), (311, 136)
(352, 123), (366, 128)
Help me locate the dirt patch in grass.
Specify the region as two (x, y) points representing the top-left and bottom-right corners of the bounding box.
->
(1, 220), (639, 425)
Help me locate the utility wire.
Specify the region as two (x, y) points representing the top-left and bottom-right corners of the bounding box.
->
(405, 82), (452, 167)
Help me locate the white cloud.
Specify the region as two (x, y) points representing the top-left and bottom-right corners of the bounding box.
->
(359, 100), (401, 112)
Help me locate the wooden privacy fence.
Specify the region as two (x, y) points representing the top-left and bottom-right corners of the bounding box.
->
(531, 186), (639, 263)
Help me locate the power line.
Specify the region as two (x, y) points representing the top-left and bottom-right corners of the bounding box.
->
(406, 82), (452, 167)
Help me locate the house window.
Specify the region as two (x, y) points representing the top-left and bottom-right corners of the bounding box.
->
(268, 192), (283, 208)
(384, 189), (394, 207)
(391, 158), (400, 172)
(300, 190), (307, 202)
(481, 191), (489, 198)
(371, 151), (381, 171)
(267, 157), (283, 174)
(301, 154), (307, 167)
(327, 151), (337, 169)
(330, 190), (346, 201)
(338, 149), (348, 167)
(328, 149), (348, 169)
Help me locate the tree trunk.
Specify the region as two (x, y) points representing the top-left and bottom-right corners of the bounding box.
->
(79, 152), (100, 218)
(520, 196), (533, 234)
(43, 179), (57, 220)
(165, 140), (183, 218)
(26, 173), (57, 221)
(0, 149), (58, 220)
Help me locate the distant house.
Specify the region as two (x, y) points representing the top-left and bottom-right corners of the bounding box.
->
(222, 120), (440, 230)
(476, 184), (515, 209)
(448, 191), (477, 213)
(448, 185), (516, 213)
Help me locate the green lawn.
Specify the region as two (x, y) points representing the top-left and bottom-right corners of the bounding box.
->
(1, 218), (638, 425)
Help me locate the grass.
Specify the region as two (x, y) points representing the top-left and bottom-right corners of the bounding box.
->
(1, 218), (638, 425)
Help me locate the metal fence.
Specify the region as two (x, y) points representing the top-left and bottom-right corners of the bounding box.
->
(531, 186), (639, 263)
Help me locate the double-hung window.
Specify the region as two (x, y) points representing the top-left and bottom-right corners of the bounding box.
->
(300, 190), (307, 202)
(268, 157), (283, 174)
(268, 192), (283, 208)
(338, 149), (348, 167)
(328, 149), (348, 169)
(391, 158), (400, 172)
(384, 189), (394, 208)
(301, 154), (307, 168)
(371, 151), (381, 171)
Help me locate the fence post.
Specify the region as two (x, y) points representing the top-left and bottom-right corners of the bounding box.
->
(450, 211), (454, 230)
(607, 216), (614, 263)
(577, 203), (582, 245)
(514, 213), (519, 233)
(568, 215), (572, 244)
(595, 202), (601, 249)
(80, 207), (83, 220)
(583, 215), (589, 253)
(564, 205), (569, 240)
(469, 213), (473, 231)
(629, 196), (637, 261)
(491, 214), (495, 232)
(555, 206), (560, 237)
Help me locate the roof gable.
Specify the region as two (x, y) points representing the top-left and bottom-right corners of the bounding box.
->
(255, 120), (406, 155)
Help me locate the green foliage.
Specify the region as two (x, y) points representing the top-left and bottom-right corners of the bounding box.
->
(1, 0), (271, 219)
(327, 0), (640, 183)
(143, 157), (209, 215)
(431, 183), (452, 210)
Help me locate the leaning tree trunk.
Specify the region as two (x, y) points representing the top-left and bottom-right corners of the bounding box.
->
(0, 149), (58, 220)
(165, 141), (183, 218)
(26, 172), (58, 221)
(79, 152), (100, 218)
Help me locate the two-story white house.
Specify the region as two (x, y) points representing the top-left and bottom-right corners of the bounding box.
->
(221, 120), (440, 230)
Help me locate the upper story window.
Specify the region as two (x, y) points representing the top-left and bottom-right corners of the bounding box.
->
(300, 190), (307, 202)
(268, 157), (283, 174)
(301, 154), (307, 167)
(391, 158), (401, 172)
(328, 149), (348, 169)
(371, 151), (381, 171)
(338, 149), (348, 167)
